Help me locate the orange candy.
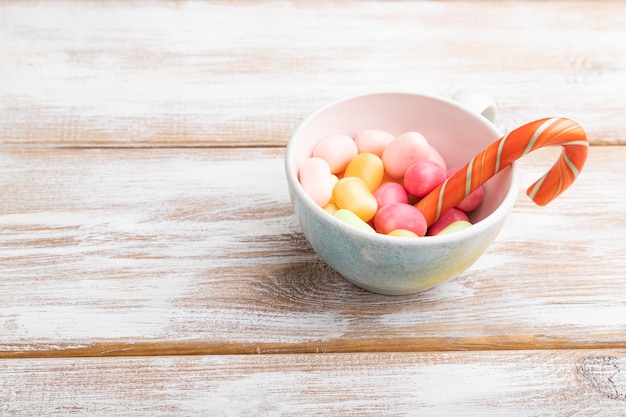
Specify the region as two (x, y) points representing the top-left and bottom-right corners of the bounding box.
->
(333, 177), (378, 222)
(344, 152), (384, 192)
(416, 117), (589, 226)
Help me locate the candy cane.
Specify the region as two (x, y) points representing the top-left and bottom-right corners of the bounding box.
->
(416, 117), (589, 226)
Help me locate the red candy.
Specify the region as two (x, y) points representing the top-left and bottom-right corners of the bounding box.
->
(374, 203), (427, 236)
(427, 208), (470, 236)
(404, 160), (446, 198)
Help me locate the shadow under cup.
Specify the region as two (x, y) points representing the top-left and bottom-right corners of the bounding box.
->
(286, 92), (519, 295)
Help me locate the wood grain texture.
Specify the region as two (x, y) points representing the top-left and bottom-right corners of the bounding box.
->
(2, 146), (624, 357)
(1, 1), (625, 147)
(2, 350), (626, 416)
(2, 2), (626, 413)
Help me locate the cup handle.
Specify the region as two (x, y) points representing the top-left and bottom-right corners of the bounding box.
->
(451, 89), (498, 124)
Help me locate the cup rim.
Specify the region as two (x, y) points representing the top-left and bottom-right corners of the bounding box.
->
(285, 91), (520, 246)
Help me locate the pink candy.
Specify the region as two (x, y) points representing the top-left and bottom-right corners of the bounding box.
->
(426, 144), (447, 171)
(313, 133), (358, 174)
(381, 131), (429, 179)
(373, 182), (409, 208)
(299, 128), (486, 237)
(354, 129), (395, 157)
(403, 160), (446, 198)
(298, 157), (334, 207)
(374, 203), (427, 236)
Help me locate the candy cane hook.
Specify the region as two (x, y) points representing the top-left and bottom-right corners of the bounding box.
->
(416, 117), (589, 226)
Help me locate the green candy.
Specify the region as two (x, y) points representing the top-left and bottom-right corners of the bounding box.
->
(333, 209), (376, 233)
(437, 220), (472, 235)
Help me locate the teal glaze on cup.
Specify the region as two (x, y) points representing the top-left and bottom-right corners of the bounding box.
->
(285, 92), (519, 295)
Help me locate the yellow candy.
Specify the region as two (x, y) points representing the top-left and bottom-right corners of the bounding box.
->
(327, 174), (339, 204)
(344, 152), (384, 191)
(387, 229), (419, 238)
(333, 177), (378, 222)
(437, 220), (473, 235)
(323, 202), (339, 215)
(333, 209), (376, 233)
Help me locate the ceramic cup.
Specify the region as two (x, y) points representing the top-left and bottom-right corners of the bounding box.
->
(285, 91), (518, 295)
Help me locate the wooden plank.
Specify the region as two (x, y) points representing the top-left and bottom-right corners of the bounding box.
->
(1, 1), (625, 147)
(1, 145), (624, 356)
(2, 350), (626, 415)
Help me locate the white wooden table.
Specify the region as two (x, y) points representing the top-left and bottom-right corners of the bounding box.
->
(1, 1), (626, 415)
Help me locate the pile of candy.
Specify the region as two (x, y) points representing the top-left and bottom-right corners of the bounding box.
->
(298, 129), (483, 237)
(298, 117), (589, 238)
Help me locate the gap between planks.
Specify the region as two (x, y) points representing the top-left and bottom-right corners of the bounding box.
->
(3, 338), (626, 359)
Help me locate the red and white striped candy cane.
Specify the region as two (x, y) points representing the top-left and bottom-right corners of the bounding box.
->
(416, 117), (589, 226)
